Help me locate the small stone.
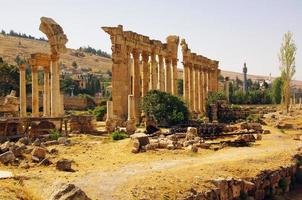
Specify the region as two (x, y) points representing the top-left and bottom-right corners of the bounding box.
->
(33, 138), (41, 146)
(56, 159), (73, 171)
(0, 141), (12, 152)
(43, 140), (59, 146)
(58, 137), (68, 145)
(50, 183), (91, 200)
(263, 130), (271, 134)
(190, 144), (198, 153)
(131, 147), (139, 154)
(0, 151), (15, 164)
(18, 137), (31, 145)
(50, 148), (59, 155)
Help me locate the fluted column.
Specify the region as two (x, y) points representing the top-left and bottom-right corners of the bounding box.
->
(172, 58), (178, 95)
(150, 53), (157, 90)
(132, 49), (141, 123)
(31, 65), (39, 117)
(183, 63), (189, 104)
(158, 55), (164, 91)
(43, 66), (50, 116)
(19, 64), (27, 117)
(188, 63), (194, 111)
(142, 51), (149, 97)
(193, 65), (198, 112)
(199, 68), (204, 113)
(165, 57), (172, 93)
(203, 69), (208, 104)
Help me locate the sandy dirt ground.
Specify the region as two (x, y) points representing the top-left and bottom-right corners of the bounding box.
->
(1, 112), (302, 199)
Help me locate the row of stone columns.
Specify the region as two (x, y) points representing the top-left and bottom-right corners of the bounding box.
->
(19, 53), (63, 118)
(102, 25), (179, 125)
(181, 39), (220, 114)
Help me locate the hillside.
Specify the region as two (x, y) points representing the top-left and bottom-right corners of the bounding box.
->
(1, 34), (301, 89)
(0, 34), (112, 73)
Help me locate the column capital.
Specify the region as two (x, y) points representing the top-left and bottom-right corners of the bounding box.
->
(31, 65), (38, 73)
(132, 49), (140, 59)
(44, 65), (50, 73)
(51, 53), (60, 62)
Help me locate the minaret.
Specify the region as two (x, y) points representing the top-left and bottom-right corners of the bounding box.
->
(243, 62), (248, 93)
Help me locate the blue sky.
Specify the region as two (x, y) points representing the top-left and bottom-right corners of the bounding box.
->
(0, 0), (301, 80)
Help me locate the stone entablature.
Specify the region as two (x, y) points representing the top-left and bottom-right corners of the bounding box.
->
(181, 39), (220, 114)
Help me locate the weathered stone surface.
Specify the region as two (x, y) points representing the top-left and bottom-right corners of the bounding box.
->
(0, 151), (15, 164)
(185, 127), (198, 141)
(56, 159), (73, 172)
(50, 183), (91, 200)
(130, 133), (149, 147)
(32, 147), (46, 160)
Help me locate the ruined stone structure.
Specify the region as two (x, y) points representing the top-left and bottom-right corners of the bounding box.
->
(243, 62), (248, 93)
(181, 39), (220, 114)
(20, 17), (67, 117)
(102, 25), (179, 126)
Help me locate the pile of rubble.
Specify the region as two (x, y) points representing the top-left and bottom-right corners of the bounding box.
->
(0, 136), (73, 171)
(131, 122), (268, 153)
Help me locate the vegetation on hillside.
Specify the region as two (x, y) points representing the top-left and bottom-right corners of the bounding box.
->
(1, 29), (47, 41)
(78, 46), (111, 58)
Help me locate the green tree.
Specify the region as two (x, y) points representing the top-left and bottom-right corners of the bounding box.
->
(142, 90), (189, 126)
(0, 61), (19, 96)
(271, 77), (283, 104)
(279, 31), (297, 113)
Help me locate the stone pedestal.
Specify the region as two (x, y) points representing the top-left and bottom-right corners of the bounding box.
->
(19, 64), (27, 117)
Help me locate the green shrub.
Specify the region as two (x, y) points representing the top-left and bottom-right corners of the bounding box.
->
(111, 131), (128, 140)
(49, 129), (60, 140)
(279, 178), (289, 192)
(247, 114), (261, 123)
(93, 105), (107, 121)
(142, 90), (189, 126)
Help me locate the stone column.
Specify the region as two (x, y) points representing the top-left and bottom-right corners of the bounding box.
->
(225, 77), (230, 103)
(150, 53), (157, 90)
(193, 65), (199, 112)
(198, 66), (203, 113)
(43, 66), (50, 116)
(50, 54), (61, 117)
(203, 69), (208, 105)
(158, 55), (164, 91)
(172, 58), (178, 96)
(188, 64), (194, 111)
(31, 65), (39, 117)
(299, 98), (302, 109)
(164, 57), (172, 93)
(126, 94), (136, 134)
(105, 101), (116, 132)
(19, 64), (27, 117)
(132, 49), (141, 123)
(142, 51), (149, 97)
(183, 64), (189, 104)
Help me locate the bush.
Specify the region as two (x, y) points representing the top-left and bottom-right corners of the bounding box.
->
(49, 129), (60, 140)
(247, 114), (261, 123)
(142, 90), (189, 126)
(93, 105), (107, 121)
(111, 131), (128, 140)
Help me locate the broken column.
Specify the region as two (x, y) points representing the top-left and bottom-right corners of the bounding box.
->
(105, 101), (116, 132)
(126, 95), (136, 134)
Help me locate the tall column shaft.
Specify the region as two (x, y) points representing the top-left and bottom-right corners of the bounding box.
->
(19, 64), (27, 117)
(203, 69), (208, 105)
(132, 50), (141, 123)
(172, 59), (178, 95)
(183, 65), (189, 104)
(31, 66), (39, 117)
(50, 55), (61, 117)
(127, 94), (135, 120)
(150, 53), (157, 90)
(199, 69), (204, 113)
(43, 67), (50, 116)
(165, 57), (172, 93)
(193, 66), (198, 112)
(158, 55), (164, 91)
(142, 52), (149, 97)
(188, 64), (194, 111)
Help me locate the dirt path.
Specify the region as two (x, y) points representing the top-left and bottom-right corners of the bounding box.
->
(73, 129), (302, 200)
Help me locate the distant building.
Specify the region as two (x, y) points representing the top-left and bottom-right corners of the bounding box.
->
(243, 62), (248, 93)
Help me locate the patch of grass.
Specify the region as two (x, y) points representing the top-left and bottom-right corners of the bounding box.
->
(111, 131), (128, 141)
(49, 129), (61, 140)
